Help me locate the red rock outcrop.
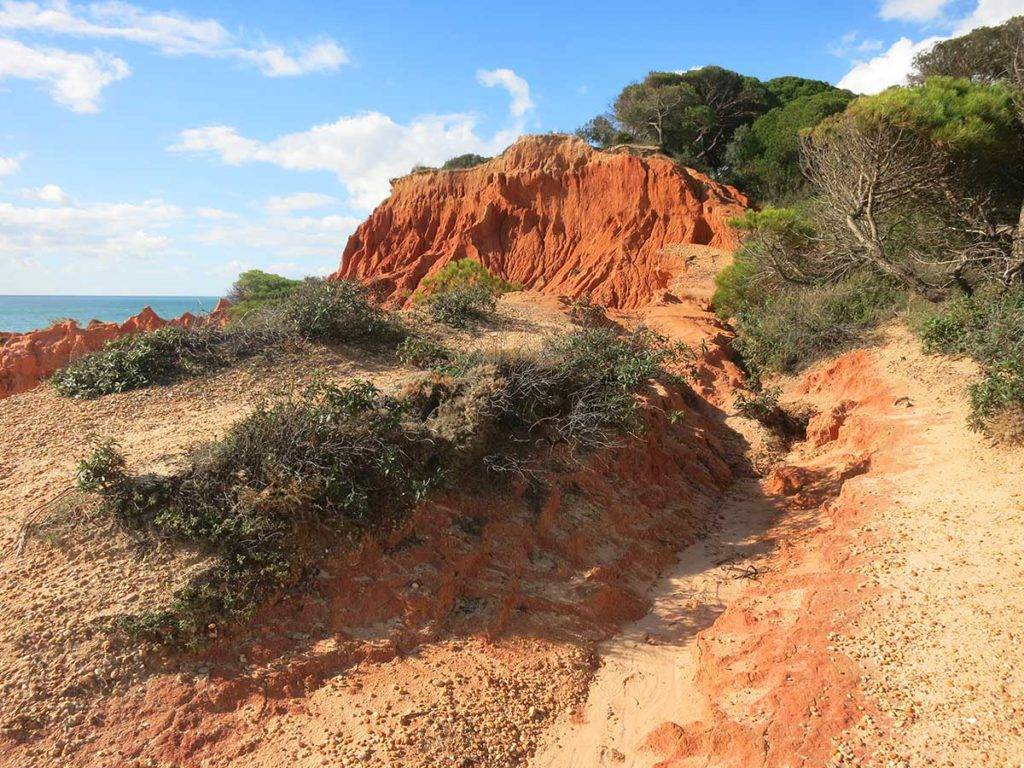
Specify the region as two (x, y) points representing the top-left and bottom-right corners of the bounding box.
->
(332, 135), (747, 308)
(0, 300), (231, 400)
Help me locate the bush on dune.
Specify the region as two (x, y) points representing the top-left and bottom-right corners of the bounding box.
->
(78, 325), (682, 645)
(728, 274), (904, 378)
(226, 269), (301, 318)
(414, 259), (520, 327)
(917, 289), (1024, 441)
(52, 278), (398, 398)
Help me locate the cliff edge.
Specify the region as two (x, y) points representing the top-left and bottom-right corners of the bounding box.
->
(332, 135), (747, 309)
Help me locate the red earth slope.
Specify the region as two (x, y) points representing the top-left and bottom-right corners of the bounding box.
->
(331, 134), (747, 309)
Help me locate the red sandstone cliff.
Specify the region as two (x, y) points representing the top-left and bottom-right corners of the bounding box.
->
(332, 135), (747, 309)
(0, 300), (230, 400)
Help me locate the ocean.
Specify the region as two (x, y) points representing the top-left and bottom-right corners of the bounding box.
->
(0, 295), (222, 334)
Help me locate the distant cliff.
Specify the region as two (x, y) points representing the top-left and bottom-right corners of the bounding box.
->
(332, 134), (747, 309)
(0, 300), (230, 399)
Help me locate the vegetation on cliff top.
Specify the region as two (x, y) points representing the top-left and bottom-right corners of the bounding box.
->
(577, 66), (854, 202)
(699, 16), (1024, 440)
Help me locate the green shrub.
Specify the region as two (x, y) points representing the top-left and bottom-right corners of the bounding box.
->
(396, 335), (451, 369)
(52, 322), (282, 398)
(75, 438), (128, 493)
(427, 283), (498, 327)
(916, 289), (1024, 364)
(712, 254), (761, 318)
(732, 275), (903, 377)
(443, 326), (678, 454)
(415, 260), (518, 327)
(916, 289), (1024, 441)
(441, 153), (490, 170)
(52, 278), (397, 398)
(970, 362), (1024, 435)
(417, 259), (519, 299)
(100, 378), (440, 645)
(53, 327), (192, 397)
(83, 326), (680, 645)
(227, 269), (300, 318)
(278, 278), (397, 342)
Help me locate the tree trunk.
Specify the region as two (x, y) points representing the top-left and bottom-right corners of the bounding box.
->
(845, 215), (947, 301)
(1009, 199), (1024, 286)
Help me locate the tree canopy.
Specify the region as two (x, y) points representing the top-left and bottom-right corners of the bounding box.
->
(913, 16), (1024, 84)
(587, 66), (772, 171)
(725, 88), (854, 200)
(227, 269), (300, 304)
(579, 67), (850, 198)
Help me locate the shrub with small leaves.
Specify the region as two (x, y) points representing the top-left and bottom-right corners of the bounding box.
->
(731, 274), (903, 378)
(75, 438), (128, 493)
(427, 283), (498, 327)
(413, 260), (518, 327)
(916, 288), (1024, 442)
(52, 278), (400, 399)
(397, 335), (451, 369)
(82, 326), (681, 646)
(53, 327), (190, 398)
(279, 278), (397, 343)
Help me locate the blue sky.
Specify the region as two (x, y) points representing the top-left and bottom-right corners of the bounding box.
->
(1, 0), (1021, 295)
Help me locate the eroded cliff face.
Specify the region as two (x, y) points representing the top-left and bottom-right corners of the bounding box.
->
(0, 300), (230, 400)
(332, 135), (747, 309)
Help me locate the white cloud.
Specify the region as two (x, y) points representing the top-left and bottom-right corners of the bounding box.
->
(194, 206), (237, 220)
(0, 1), (347, 77)
(0, 194), (181, 259)
(828, 31), (885, 58)
(837, 0), (1024, 94)
(880, 0), (954, 22)
(476, 68), (534, 117)
(22, 182), (73, 204)
(193, 199), (360, 269)
(0, 37), (128, 111)
(953, 0), (1024, 31)
(239, 41), (348, 78)
(263, 191), (338, 216)
(0, 155), (19, 176)
(173, 71), (532, 211)
(837, 35), (943, 93)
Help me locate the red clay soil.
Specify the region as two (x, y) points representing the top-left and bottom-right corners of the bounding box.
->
(35, 378), (735, 768)
(641, 349), (909, 768)
(0, 299), (230, 399)
(331, 135), (747, 309)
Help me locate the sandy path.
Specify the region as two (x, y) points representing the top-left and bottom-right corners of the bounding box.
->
(535, 328), (1024, 767)
(842, 331), (1024, 766)
(532, 478), (776, 767)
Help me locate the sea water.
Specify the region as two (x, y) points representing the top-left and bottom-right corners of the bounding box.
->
(0, 295), (222, 334)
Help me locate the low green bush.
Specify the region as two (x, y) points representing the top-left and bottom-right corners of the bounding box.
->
(79, 325), (681, 645)
(52, 279), (397, 398)
(916, 289), (1024, 441)
(53, 327), (203, 397)
(278, 278), (397, 342)
(441, 153), (490, 170)
(396, 335), (451, 369)
(426, 283), (498, 327)
(731, 274), (904, 378)
(415, 259), (519, 327)
(916, 289), (1024, 364)
(417, 259), (518, 299)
